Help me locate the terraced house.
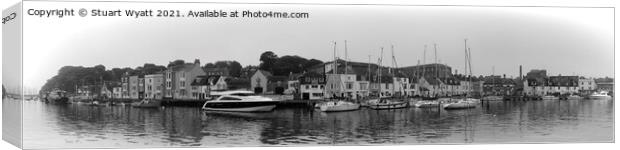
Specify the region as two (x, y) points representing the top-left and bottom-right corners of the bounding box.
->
(163, 59), (206, 100)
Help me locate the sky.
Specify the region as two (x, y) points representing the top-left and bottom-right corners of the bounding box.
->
(20, 1), (614, 90)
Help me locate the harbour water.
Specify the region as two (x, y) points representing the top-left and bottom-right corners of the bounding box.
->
(8, 99), (614, 149)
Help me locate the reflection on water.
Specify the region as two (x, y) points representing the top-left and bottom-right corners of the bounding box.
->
(12, 99), (613, 149)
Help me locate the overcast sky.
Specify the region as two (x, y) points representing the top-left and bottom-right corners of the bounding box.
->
(22, 2), (613, 90)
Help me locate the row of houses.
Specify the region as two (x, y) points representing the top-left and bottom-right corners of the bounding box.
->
(100, 60), (249, 100)
(294, 59), (485, 100)
(92, 59), (608, 101)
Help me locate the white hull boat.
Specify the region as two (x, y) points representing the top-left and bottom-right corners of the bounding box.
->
(414, 101), (440, 108)
(589, 91), (612, 100)
(319, 101), (360, 112)
(542, 95), (559, 100)
(567, 95), (583, 100)
(203, 105), (277, 112)
(443, 101), (476, 109)
(202, 91), (278, 112)
(368, 99), (408, 110)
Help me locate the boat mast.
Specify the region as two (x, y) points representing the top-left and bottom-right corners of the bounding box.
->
(464, 39), (469, 98)
(378, 47), (384, 97)
(345, 40), (348, 74)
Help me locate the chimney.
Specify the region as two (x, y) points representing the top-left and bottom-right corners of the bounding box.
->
(519, 65), (523, 79)
(194, 59), (200, 65)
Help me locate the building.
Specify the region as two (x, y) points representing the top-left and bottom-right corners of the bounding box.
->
(594, 78), (613, 95)
(578, 77), (597, 93)
(129, 75), (140, 99)
(163, 59), (206, 100)
(112, 87), (122, 99)
(299, 72), (326, 100)
(207, 75), (228, 91)
(523, 75), (579, 96)
(482, 75), (516, 96)
(190, 75), (210, 100)
(250, 70), (288, 94)
(121, 73), (130, 99)
(144, 74), (164, 99)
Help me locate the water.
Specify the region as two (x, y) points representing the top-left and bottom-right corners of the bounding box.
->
(7, 99), (614, 149)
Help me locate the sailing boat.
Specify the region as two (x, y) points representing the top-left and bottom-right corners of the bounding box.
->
(319, 40), (361, 112)
(367, 46), (408, 110)
(443, 39), (479, 109)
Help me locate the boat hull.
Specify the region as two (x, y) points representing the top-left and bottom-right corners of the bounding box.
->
(588, 96), (612, 100)
(319, 102), (360, 112)
(414, 103), (440, 108)
(203, 101), (278, 112)
(368, 102), (408, 110)
(203, 105), (276, 112)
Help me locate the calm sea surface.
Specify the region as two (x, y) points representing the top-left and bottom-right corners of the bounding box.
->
(7, 99), (614, 149)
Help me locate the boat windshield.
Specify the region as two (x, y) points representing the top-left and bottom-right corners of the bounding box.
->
(219, 96), (242, 101)
(230, 93), (256, 96)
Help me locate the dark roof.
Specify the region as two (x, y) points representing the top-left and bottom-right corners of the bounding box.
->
(190, 76), (209, 86)
(170, 63), (199, 72)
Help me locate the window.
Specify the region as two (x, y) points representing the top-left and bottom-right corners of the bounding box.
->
(311, 85), (318, 89)
(347, 83), (353, 90)
(180, 81), (185, 86)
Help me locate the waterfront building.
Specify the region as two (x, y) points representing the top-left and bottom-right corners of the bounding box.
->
(482, 75), (516, 96)
(138, 75), (145, 99)
(524, 75), (579, 96)
(578, 77), (597, 93)
(250, 70), (288, 94)
(163, 59), (206, 100)
(144, 74), (164, 99)
(121, 73), (130, 99)
(99, 83), (113, 99)
(207, 75), (228, 91)
(595, 77), (613, 92)
(299, 72), (326, 100)
(129, 75), (139, 99)
(112, 87), (122, 99)
(190, 75), (210, 100)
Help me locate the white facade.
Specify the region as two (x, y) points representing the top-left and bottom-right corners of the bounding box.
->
(300, 84), (324, 100)
(579, 78), (597, 91)
(145, 74), (163, 99)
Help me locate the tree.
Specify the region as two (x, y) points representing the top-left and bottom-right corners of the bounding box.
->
(259, 51), (278, 72)
(272, 55), (308, 75)
(168, 59), (186, 68)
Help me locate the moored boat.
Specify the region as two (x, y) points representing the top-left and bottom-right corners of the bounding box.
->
(202, 91), (278, 112)
(413, 100), (440, 108)
(541, 95), (559, 100)
(367, 98), (408, 110)
(443, 100), (477, 109)
(566, 95), (583, 100)
(319, 101), (360, 112)
(588, 91), (612, 100)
